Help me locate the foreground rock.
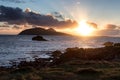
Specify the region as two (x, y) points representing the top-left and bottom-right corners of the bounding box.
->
(32, 35), (47, 41)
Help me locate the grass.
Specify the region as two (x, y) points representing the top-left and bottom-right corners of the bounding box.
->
(0, 60), (120, 80)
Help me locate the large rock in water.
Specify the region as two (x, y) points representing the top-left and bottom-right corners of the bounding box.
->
(19, 28), (68, 35)
(32, 35), (47, 41)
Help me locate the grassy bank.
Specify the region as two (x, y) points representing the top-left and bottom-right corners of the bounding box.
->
(0, 60), (120, 80)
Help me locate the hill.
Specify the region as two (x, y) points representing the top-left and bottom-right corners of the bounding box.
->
(19, 28), (68, 35)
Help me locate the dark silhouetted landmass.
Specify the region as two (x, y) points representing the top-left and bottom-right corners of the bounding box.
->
(19, 28), (68, 35)
(32, 35), (47, 41)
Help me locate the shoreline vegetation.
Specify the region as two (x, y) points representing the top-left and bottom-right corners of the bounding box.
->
(0, 42), (120, 80)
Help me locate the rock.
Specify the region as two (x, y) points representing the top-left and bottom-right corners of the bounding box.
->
(32, 35), (47, 41)
(103, 42), (114, 47)
(114, 43), (120, 47)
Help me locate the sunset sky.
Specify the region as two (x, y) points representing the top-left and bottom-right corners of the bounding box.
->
(0, 0), (120, 36)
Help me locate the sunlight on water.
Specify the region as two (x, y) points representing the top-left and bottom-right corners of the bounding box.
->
(0, 35), (120, 67)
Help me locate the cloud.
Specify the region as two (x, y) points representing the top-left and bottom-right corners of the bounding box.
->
(0, 0), (25, 3)
(51, 12), (65, 21)
(0, 5), (24, 20)
(87, 21), (98, 29)
(0, 24), (9, 27)
(105, 24), (119, 30)
(97, 29), (120, 36)
(0, 5), (78, 29)
(12, 25), (22, 29)
(77, 2), (80, 4)
(25, 8), (31, 13)
(96, 24), (120, 36)
(0, 22), (8, 27)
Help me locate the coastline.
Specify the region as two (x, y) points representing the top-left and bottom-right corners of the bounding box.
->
(0, 46), (120, 80)
(1, 46), (120, 67)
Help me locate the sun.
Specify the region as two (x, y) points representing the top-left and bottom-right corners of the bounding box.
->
(75, 20), (95, 36)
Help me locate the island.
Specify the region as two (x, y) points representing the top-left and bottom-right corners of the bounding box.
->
(19, 27), (68, 35)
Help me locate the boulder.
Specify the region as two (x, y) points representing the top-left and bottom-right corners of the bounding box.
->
(103, 42), (114, 47)
(114, 43), (120, 47)
(32, 35), (47, 41)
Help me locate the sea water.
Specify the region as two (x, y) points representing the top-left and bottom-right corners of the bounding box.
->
(0, 35), (120, 67)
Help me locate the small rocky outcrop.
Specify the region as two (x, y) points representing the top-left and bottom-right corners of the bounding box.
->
(32, 35), (47, 41)
(103, 42), (114, 47)
(114, 43), (120, 47)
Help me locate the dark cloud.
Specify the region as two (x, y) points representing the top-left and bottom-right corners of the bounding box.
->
(0, 5), (24, 20)
(51, 12), (65, 21)
(0, 0), (25, 3)
(0, 5), (78, 28)
(24, 11), (78, 28)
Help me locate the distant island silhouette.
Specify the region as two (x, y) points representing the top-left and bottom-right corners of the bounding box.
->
(19, 28), (68, 35)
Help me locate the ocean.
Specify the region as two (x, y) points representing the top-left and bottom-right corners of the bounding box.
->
(0, 35), (120, 67)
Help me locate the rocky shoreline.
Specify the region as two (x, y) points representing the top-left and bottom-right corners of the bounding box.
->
(1, 45), (120, 68)
(0, 45), (120, 80)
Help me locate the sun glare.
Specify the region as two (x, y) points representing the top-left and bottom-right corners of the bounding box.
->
(75, 20), (95, 36)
